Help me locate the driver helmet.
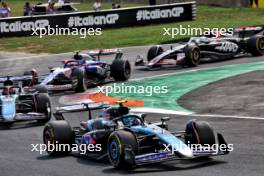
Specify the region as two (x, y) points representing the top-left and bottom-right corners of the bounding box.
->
(99, 106), (129, 120)
(74, 52), (83, 60)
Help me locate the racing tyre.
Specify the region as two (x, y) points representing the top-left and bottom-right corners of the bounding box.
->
(147, 45), (164, 62)
(246, 36), (264, 56)
(43, 120), (74, 156)
(108, 130), (138, 169)
(184, 45), (200, 67)
(111, 59), (131, 81)
(33, 84), (48, 93)
(22, 69), (38, 87)
(35, 93), (51, 123)
(185, 119), (215, 146)
(72, 68), (86, 92)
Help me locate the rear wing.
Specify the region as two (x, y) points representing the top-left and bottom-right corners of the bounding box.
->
(72, 49), (123, 61)
(0, 75), (32, 83)
(53, 102), (110, 120)
(234, 26), (264, 38)
(86, 49), (121, 56)
(0, 75), (33, 87)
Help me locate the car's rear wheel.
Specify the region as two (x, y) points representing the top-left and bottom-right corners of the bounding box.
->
(147, 45), (164, 62)
(72, 68), (86, 92)
(107, 130), (138, 169)
(111, 59), (131, 81)
(43, 120), (73, 156)
(246, 36), (264, 56)
(35, 93), (51, 123)
(184, 45), (201, 67)
(185, 119), (216, 146)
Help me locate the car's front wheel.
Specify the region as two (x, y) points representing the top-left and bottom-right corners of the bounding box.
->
(72, 68), (87, 92)
(147, 45), (164, 62)
(35, 93), (51, 123)
(185, 119), (216, 146)
(107, 130), (138, 169)
(111, 59), (131, 81)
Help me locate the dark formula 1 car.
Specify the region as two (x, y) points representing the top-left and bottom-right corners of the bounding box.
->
(32, 2), (78, 15)
(43, 101), (229, 169)
(26, 49), (131, 92)
(0, 76), (51, 124)
(135, 26), (264, 68)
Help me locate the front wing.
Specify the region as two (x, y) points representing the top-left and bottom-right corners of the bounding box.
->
(45, 84), (74, 91)
(0, 112), (47, 123)
(124, 133), (229, 166)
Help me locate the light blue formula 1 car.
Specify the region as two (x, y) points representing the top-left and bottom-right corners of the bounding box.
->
(43, 100), (230, 169)
(0, 76), (51, 125)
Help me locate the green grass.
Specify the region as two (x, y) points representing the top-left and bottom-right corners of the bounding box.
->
(0, 3), (264, 53)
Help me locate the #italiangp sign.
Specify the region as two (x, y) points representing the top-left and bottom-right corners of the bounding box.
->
(0, 2), (196, 37)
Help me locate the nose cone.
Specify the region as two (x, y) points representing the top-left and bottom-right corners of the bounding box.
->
(178, 147), (193, 158)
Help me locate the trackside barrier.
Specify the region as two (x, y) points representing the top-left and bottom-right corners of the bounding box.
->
(0, 2), (196, 37)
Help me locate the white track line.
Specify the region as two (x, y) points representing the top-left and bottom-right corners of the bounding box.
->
(190, 113), (264, 120)
(132, 108), (264, 120)
(131, 108), (264, 120)
(131, 107), (192, 116)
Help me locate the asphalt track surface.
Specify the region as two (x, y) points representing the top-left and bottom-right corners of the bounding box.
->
(1, 46), (264, 176)
(179, 70), (264, 117)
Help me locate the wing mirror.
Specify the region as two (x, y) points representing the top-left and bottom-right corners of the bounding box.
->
(161, 116), (170, 122)
(141, 114), (147, 121)
(161, 117), (170, 133)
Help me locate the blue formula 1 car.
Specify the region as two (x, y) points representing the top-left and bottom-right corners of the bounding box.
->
(43, 101), (230, 169)
(26, 49), (131, 92)
(0, 76), (51, 124)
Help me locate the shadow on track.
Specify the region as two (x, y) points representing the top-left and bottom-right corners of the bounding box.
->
(36, 152), (226, 174)
(102, 158), (227, 174)
(135, 55), (247, 72)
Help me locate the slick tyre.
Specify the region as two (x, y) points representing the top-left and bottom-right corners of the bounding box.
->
(72, 68), (86, 92)
(246, 36), (264, 56)
(147, 45), (164, 62)
(184, 45), (201, 67)
(43, 120), (73, 156)
(108, 130), (138, 169)
(35, 93), (51, 123)
(111, 59), (131, 81)
(185, 120), (216, 146)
